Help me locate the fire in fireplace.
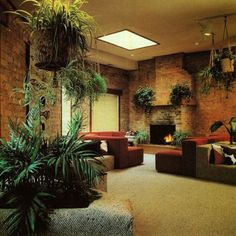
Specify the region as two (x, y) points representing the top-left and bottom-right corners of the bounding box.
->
(150, 124), (176, 145)
(163, 134), (174, 144)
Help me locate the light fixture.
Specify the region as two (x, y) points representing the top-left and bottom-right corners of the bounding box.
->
(204, 32), (212, 36)
(98, 30), (159, 50)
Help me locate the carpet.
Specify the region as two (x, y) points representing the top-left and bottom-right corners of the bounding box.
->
(107, 154), (236, 236)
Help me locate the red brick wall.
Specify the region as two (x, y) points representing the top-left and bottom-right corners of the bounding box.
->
(184, 51), (236, 136)
(1, 18), (235, 138)
(0, 20), (61, 140)
(129, 56), (195, 137)
(0, 21), (27, 139)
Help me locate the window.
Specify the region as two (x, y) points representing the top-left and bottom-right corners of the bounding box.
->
(91, 93), (119, 131)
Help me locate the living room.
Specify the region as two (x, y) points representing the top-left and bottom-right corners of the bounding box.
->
(0, 0), (236, 235)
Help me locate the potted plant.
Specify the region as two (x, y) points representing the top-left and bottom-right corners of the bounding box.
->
(210, 117), (236, 145)
(219, 48), (235, 73)
(0, 108), (104, 235)
(169, 84), (193, 107)
(133, 86), (155, 113)
(172, 130), (190, 146)
(10, 0), (96, 71)
(134, 130), (149, 146)
(198, 47), (236, 94)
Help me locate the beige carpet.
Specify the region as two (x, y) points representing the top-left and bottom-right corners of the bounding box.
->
(107, 154), (236, 236)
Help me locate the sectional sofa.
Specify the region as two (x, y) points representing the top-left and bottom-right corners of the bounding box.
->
(81, 131), (144, 169)
(155, 134), (229, 177)
(196, 142), (236, 185)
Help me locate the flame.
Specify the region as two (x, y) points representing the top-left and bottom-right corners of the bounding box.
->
(164, 134), (173, 143)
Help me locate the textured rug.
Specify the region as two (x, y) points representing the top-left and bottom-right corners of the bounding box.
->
(107, 154), (236, 236)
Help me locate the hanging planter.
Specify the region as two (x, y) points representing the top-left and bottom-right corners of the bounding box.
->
(220, 16), (235, 73)
(133, 86), (155, 113)
(198, 16), (236, 94)
(169, 84), (193, 107)
(10, 0), (95, 71)
(220, 49), (235, 73)
(221, 58), (234, 73)
(33, 29), (71, 71)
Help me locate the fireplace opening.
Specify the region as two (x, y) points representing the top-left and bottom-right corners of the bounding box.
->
(150, 124), (176, 145)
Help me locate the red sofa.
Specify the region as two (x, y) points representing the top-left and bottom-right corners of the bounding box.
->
(156, 134), (229, 177)
(81, 131), (144, 169)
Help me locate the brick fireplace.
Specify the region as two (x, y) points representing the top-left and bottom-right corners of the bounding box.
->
(129, 53), (197, 138)
(150, 124), (176, 144)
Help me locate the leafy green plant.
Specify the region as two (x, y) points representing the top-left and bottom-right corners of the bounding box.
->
(9, 0), (96, 70)
(169, 84), (192, 106)
(133, 86), (155, 113)
(0, 107), (104, 235)
(172, 131), (190, 146)
(57, 60), (107, 106)
(210, 117), (236, 145)
(134, 130), (149, 145)
(198, 48), (236, 94)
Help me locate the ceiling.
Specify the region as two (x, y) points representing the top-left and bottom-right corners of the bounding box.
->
(82, 0), (236, 70)
(6, 0), (236, 70)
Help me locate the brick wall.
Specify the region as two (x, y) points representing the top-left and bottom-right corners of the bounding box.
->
(0, 19), (61, 140)
(129, 55), (195, 138)
(1, 18), (236, 139)
(184, 51), (236, 136)
(0, 21), (27, 139)
(129, 51), (236, 137)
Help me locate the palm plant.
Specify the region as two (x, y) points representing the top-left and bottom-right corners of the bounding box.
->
(9, 0), (96, 70)
(0, 107), (104, 235)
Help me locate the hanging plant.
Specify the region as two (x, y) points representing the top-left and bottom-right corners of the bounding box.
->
(9, 0), (96, 71)
(170, 84), (193, 107)
(198, 17), (236, 94)
(133, 86), (155, 113)
(57, 60), (107, 106)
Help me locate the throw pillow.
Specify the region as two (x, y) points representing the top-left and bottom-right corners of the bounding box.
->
(224, 153), (236, 165)
(84, 140), (102, 154)
(100, 140), (108, 155)
(222, 145), (236, 156)
(212, 144), (224, 164)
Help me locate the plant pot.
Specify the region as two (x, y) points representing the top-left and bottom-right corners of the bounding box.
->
(33, 29), (72, 71)
(221, 58), (234, 73)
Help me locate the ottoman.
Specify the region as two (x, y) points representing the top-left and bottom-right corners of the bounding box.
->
(128, 146), (144, 167)
(155, 149), (183, 175)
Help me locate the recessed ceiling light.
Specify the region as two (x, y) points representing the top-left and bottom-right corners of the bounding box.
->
(98, 30), (159, 50)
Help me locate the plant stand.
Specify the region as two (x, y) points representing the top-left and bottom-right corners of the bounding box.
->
(0, 193), (133, 236)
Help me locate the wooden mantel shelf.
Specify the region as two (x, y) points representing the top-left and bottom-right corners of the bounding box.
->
(152, 99), (197, 107)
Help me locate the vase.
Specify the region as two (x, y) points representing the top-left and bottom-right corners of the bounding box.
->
(221, 58), (234, 73)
